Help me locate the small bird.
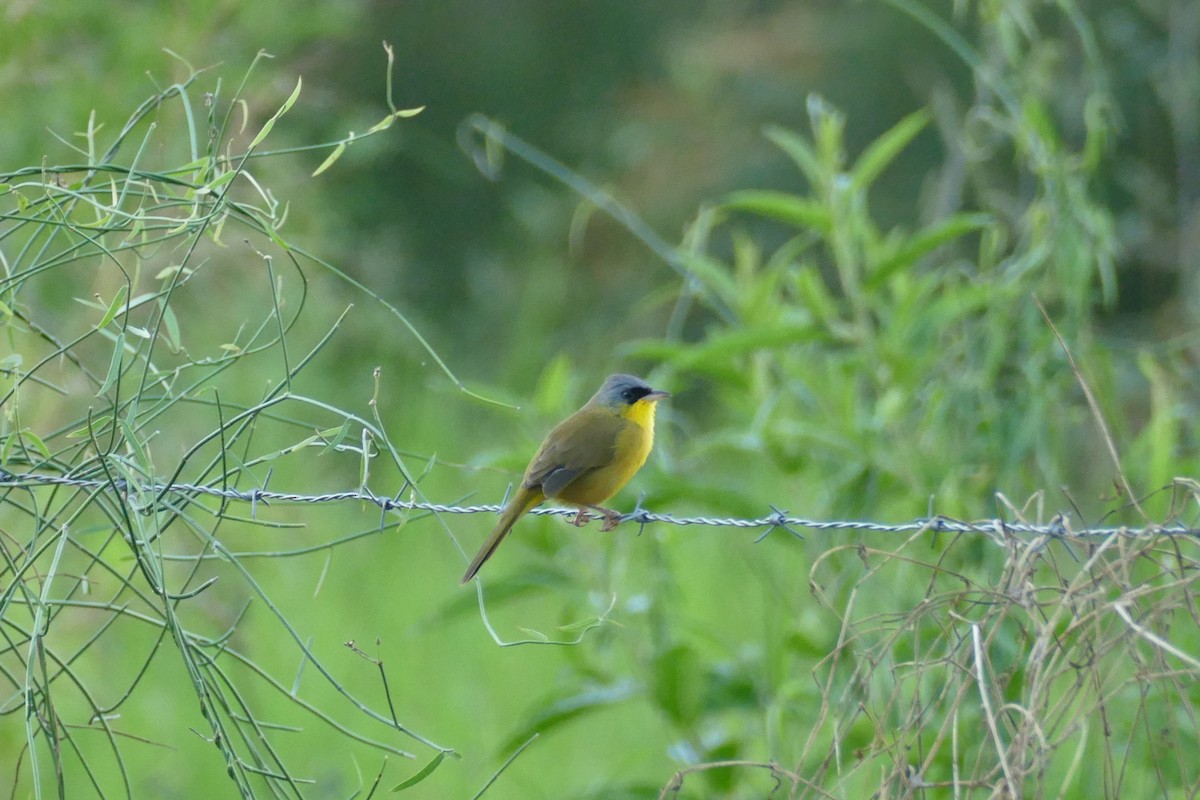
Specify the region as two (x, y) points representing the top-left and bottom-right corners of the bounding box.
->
(460, 373), (670, 584)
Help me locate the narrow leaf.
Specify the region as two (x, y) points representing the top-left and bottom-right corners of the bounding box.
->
(195, 169), (237, 196)
(367, 106), (425, 135)
(21, 430), (51, 460)
(851, 109), (930, 191)
(869, 213), (992, 285)
(652, 644), (704, 727)
(250, 77), (303, 149)
(320, 420), (354, 455)
(155, 265), (192, 281)
(96, 333), (124, 397)
(764, 125), (824, 187)
(161, 303), (182, 354)
(98, 285), (128, 329)
(722, 190), (831, 233)
(390, 751), (447, 792)
(311, 141), (347, 177)
(67, 415), (111, 439)
(678, 253), (739, 307)
(499, 683), (636, 754)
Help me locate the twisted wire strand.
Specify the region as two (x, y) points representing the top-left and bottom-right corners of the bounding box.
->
(1, 469), (1197, 540)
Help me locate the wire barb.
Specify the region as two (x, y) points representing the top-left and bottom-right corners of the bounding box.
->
(757, 504), (803, 542)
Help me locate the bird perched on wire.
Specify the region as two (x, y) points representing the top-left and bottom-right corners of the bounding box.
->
(460, 373), (670, 584)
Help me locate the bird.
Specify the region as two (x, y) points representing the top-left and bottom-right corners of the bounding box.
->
(460, 373), (670, 584)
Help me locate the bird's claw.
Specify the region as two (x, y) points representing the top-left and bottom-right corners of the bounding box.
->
(570, 508), (622, 530)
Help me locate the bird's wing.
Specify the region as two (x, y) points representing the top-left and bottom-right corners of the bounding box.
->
(538, 465), (585, 498)
(523, 408), (623, 496)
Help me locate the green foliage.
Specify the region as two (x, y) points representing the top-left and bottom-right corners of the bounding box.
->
(0, 52), (463, 797)
(635, 103), (1062, 517)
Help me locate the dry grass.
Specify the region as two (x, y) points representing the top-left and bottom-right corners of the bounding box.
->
(775, 497), (1200, 799)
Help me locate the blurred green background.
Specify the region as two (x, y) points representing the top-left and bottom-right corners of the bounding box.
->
(3, 1), (1200, 797)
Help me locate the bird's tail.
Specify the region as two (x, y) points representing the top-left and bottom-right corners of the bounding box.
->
(460, 486), (544, 584)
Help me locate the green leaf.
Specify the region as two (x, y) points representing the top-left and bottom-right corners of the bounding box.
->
(624, 321), (816, 379)
(677, 253), (740, 307)
(95, 332), (125, 397)
(869, 213), (993, 285)
(195, 168), (237, 196)
(20, 430), (50, 461)
(1021, 96), (1060, 158)
(764, 125), (823, 187)
(850, 109), (930, 192)
(155, 265), (192, 281)
(161, 302), (182, 354)
(722, 190), (831, 233)
(98, 285), (128, 329)
(367, 105), (425, 135)
(533, 353), (573, 416)
(67, 415), (111, 439)
(390, 751), (447, 792)
(320, 420), (354, 455)
(793, 266), (840, 324)
(249, 77), (302, 149)
(311, 141), (347, 177)
(652, 644), (704, 727)
(1137, 352), (1175, 491)
(499, 682), (636, 754)
(118, 414), (151, 469)
(808, 93), (847, 172)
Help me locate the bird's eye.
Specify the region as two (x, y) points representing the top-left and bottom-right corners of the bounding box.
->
(622, 386), (649, 403)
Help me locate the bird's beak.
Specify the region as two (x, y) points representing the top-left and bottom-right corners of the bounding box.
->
(647, 389), (671, 401)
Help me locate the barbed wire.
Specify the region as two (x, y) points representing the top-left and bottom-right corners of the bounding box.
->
(2, 469), (1198, 541)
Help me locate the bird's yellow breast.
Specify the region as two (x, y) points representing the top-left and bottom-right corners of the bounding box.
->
(556, 399), (658, 505)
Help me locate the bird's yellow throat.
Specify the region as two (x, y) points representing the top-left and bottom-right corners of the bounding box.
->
(622, 396), (660, 430)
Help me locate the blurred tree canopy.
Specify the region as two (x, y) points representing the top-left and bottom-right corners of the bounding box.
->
(7, 0), (1193, 367)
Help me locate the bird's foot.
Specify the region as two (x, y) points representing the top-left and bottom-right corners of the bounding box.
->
(598, 508), (622, 532)
(570, 506), (622, 530)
